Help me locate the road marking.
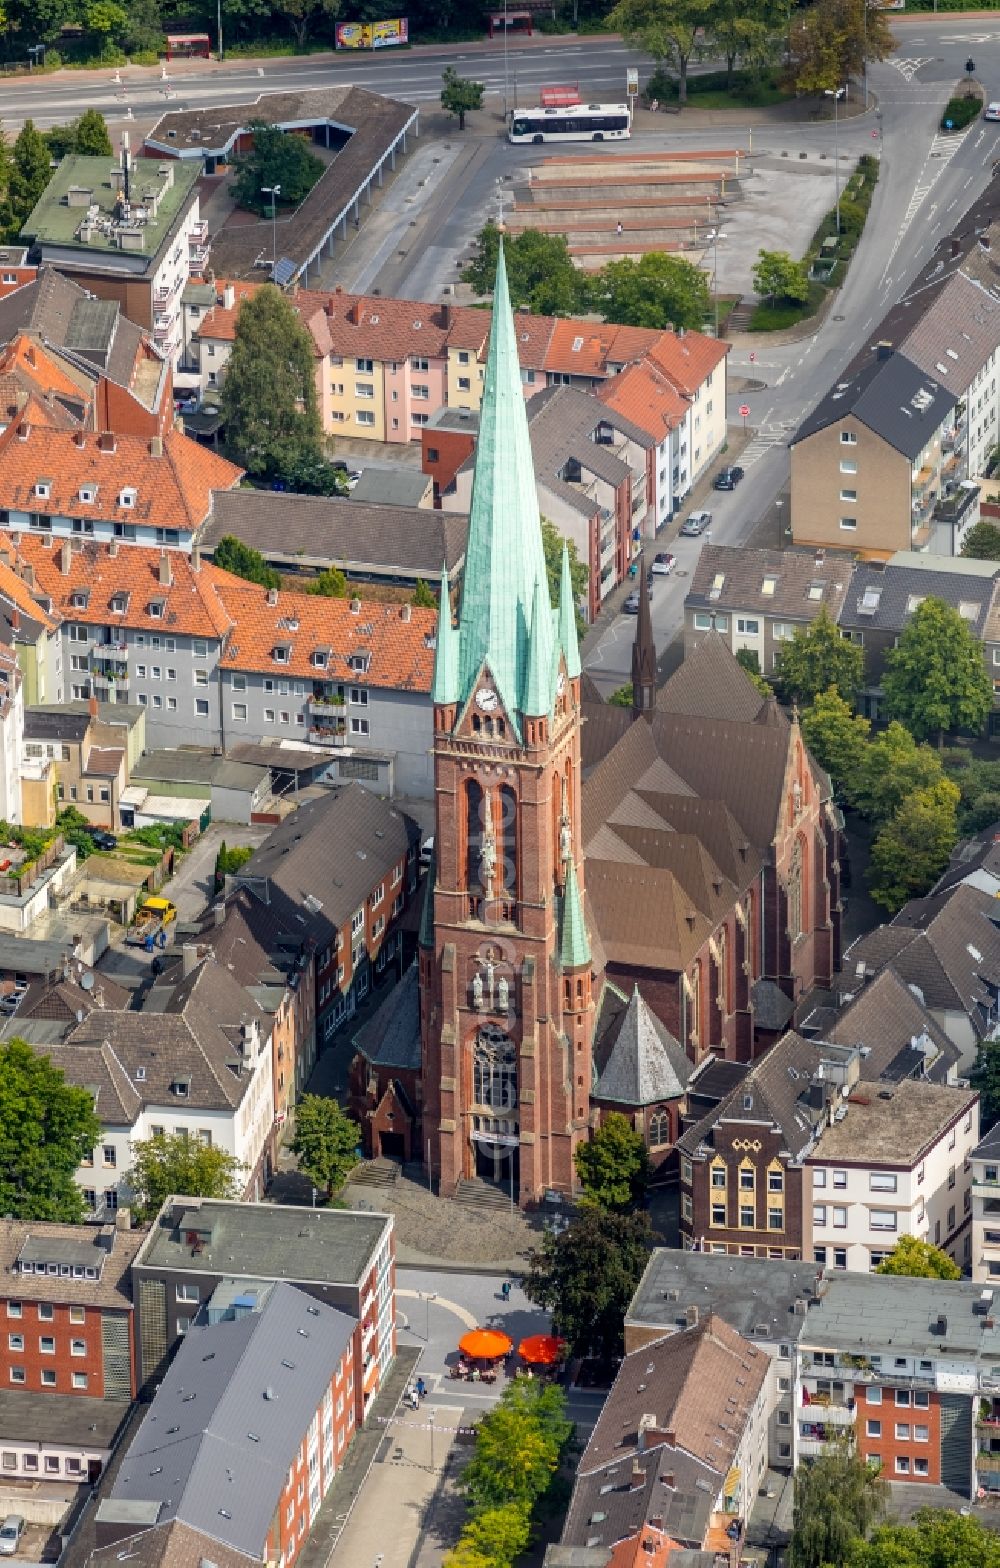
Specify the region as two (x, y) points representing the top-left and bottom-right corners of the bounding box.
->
(888, 56), (932, 81)
(397, 1288), (478, 1331)
(737, 419), (796, 471)
(776, 367), (791, 386)
(863, 317), (873, 332)
(881, 123), (973, 282)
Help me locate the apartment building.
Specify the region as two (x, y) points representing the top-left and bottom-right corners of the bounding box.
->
(53, 955), (276, 1211)
(807, 1080), (979, 1275)
(97, 1283), (359, 1568)
(971, 1124), (1000, 1285)
(130, 1197), (395, 1400)
(597, 354), (690, 526)
(561, 1314), (769, 1561)
(0, 417), (242, 554)
(684, 545), (853, 675)
(790, 349), (957, 558)
(20, 143), (204, 365)
(234, 784), (419, 1044)
(20, 699), (143, 830)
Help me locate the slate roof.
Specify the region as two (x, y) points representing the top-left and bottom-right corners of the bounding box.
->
(935, 824), (1000, 897)
(676, 1031), (829, 1162)
(89, 1521), (259, 1568)
(235, 783), (417, 951)
(974, 1123), (1000, 1162)
(524, 385), (635, 519)
(655, 633), (772, 724)
(0, 1219), (142, 1309)
(840, 557), (1000, 639)
(815, 966), (960, 1084)
(900, 267), (1000, 396)
(580, 697), (634, 773)
(750, 979), (795, 1033)
(562, 1444), (719, 1557)
(593, 984), (692, 1106)
(626, 1249), (822, 1343)
(202, 490), (467, 580)
(23, 708), (90, 743)
(352, 961), (421, 1071)
(109, 1283), (356, 1558)
(184, 887), (310, 1003)
(791, 350), (955, 459)
(687, 545), (852, 622)
(349, 467), (431, 508)
(0, 266), (148, 391)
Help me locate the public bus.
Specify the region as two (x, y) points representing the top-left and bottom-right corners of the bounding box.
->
(508, 103), (632, 144)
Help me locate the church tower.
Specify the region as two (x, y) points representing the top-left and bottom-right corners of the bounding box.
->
(419, 246), (594, 1205)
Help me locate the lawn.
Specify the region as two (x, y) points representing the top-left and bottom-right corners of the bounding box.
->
(748, 280), (827, 333)
(647, 65), (794, 111)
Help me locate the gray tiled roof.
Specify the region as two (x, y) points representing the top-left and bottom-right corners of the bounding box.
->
(352, 961), (421, 1070)
(751, 978), (795, 1032)
(562, 1444), (717, 1555)
(0, 265), (144, 390)
(526, 385), (645, 519)
(109, 1283), (356, 1559)
(235, 783), (418, 950)
(349, 468), (431, 508)
(626, 1248), (822, 1343)
(819, 967), (959, 1083)
(840, 558), (1000, 637)
(593, 984), (691, 1106)
(900, 268), (1000, 396)
(687, 545), (852, 621)
(203, 490), (467, 579)
(676, 1030), (829, 1162)
(792, 351), (955, 459)
(90, 1521), (259, 1568)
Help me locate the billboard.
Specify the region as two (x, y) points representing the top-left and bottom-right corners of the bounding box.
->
(335, 17), (408, 47)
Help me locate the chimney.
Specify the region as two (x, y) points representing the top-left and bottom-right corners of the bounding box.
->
(350, 597), (361, 615)
(223, 283), (235, 310)
(59, 539), (72, 576)
(982, 235), (993, 253)
(108, 538), (118, 558)
(952, 238), (962, 257)
(158, 550), (172, 587)
(16, 422), (29, 442)
(637, 1413), (658, 1451)
(630, 1459), (644, 1491)
(94, 985), (104, 1008)
(97, 431), (116, 453)
(24, 344), (35, 368)
(181, 943), (199, 978)
(191, 543), (201, 574)
(266, 587), (278, 607)
(115, 1205), (131, 1231)
(149, 435), (163, 458)
(876, 341), (893, 361)
(401, 604), (412, 623)
(348, 301), (360, 326)
(9, 608), (18, 632)
(214, 901), (226, 927)
(88, 694), (98, 719)
(441, 302), (451, 329)
(73, 430), (85, 448)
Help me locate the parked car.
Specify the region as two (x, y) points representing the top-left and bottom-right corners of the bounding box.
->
(651, 552), (675, 576)
(985, 102), (1000, 121)
(86, 828), (118, 851)
(713, 466), (745, 490)
(679, 510), (712, 536)
(0, 1518), (24, 1556)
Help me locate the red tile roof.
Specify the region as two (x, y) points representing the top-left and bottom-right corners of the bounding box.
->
(647, 330), (729, 398)
(598, 359), (688, 441)
(190, 282), (261, 344)
(0, 546), (58, 631)
(0, 419), (243, 532)
(215, 581), (437, 691)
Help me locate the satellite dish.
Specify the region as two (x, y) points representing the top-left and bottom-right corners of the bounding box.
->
(80, 972), (95, 992)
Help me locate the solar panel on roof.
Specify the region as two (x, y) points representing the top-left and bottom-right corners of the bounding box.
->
(271, 256), (297, 287)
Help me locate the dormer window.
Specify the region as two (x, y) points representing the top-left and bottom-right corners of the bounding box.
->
(273, 644), (290, 664)
(34, 480), (51, 500)
(70, 590), (89, 609)
(312, 650), (328, 668)
(349, 653), (370, 674)
(118, 488), (137, 509)
(149, 598), (165, 619)
(79, 486), (95, 505)
(110, 594), (129, 615)
(170, 1076), (190, 1098)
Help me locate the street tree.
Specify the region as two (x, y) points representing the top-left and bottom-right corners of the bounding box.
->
(592, 252), (710, 331)
(708, 0), (783, 86)
(290, 1094), (360, 1197)
(220, 287), (325, 483)
(773, 605), (865, 706)
(868, 777), (960, 913)
(752, 248), (810, 305)
(230, 122), (324, 211)
(875, 1235), (961, 1280)
(575, 1111), (651, 1209)
(786, 0), (894, 97)
(127, 1131), (244, 1221)
(523, 1206), (653, 1364)
(213, 535), (281, 590)
(608, 0), (704, 104)
(800, 688), (870, 796)
(788, 1439), (886, 1568)
(444, 1505), (530, 1568)
(462, 1381), (570, 1513)
(541, 521), (588, 637)
(0, 127), (12, 240)
(462, 223), (586, 315)
(274, 0), (340, 48)
(852, 1507), (1000, 1568)
(72, 109), (113, 156)
(735, 647), (773, 697)
(852, 722), (944, 824)
(883, 595), (993, 745)
(962, 519), (1000, 561)
(972, 1041), (1000, 1132)
(8, 121), (52, 236)
(441, 67), (485, 130)
(0, 1038), (102, 1222)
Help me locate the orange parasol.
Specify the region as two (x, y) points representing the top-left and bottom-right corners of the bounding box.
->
(459, 1327), (513, 1360)
(518, 1334), (566, 1366)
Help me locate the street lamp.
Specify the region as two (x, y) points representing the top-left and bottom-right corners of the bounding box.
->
(424, 1291), (437, 1341)
(706, 228), (728, 338)
(824, 86), (846, 235)
(217, 0), (224, 60)
(261, 184), (281, 275)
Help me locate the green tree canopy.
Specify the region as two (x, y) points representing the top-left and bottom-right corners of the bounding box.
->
(960, 519), (1000, 561)
(220, 287), (324, 483)
(305, 567), (348, 598)
(608, 0), (704, 102)
(774, 605), (865, 706)
(752, 248), (810, 304)
(868, 777), (960, 913)
(213, 534), (281, 589)
(443, 1505), (530, 1568)
(523, 1206), (652, 1363)
(972, 1041), (1000, 1133)
(850, 1506), (1000, 1568)
(591, 252), (711, 331)
(127, 1131), (244, 1221)
(574, 1110), (651, 1209)
(0, 1038), (102, 1221)
(785, 0), (894, 96)
(441, 67), (485, 130)
(735, 647), (772, 697)
(875, 1234), (961, 1280)
(708, 0), (783, 85)
(462, 223), (587, 316)
(230, 122), (324, 211)
(9, 121), (52, 237)
(788, 1440), (886, 1568)
(275, 0), (340, 47)
(462, 1380), (571, 1513)
(800, 688), (870, 795)
(883, 596), (993, 745)
(852, 721), (944, 824)
(541, 520), (587, 636)
(72, 109), (113, 156)
(412, 579), (437, 608)
(290, 1094), (360, 1197)
(609, 683), (634, 709)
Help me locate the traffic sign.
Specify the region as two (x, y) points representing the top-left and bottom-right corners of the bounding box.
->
(626, 66), (639, 95)
(738, 403), (750, 418)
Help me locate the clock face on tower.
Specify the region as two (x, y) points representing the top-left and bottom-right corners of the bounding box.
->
(475, 688), (499, 712)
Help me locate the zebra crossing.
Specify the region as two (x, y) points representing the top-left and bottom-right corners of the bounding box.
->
(738, 419), (796, 470)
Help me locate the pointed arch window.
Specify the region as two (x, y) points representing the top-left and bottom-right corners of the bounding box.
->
(473, 1025), (517, 1111)
(649, 1110), (670, 1149)
(788, 837), (804, 941)
(498, 783), (518, 898)
(465, 778), (484, 892)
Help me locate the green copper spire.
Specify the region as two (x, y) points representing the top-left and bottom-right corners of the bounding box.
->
(557, 542), (581, 680)
(455, 242), (549, 725)
(522, 572), (554, 717)
(559, 858), (591, 970)
(431, 563), (458, 705)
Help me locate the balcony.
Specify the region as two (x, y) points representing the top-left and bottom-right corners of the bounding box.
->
(309, 695), (346, 720)
(189, 219), (208, 243)
(91, 667), (129, 694)
(800, 1399), (855, 1425)
(308, 727), (348, 748)
(978, 1449), (1000, 1472)
(934, 481), (980, 527)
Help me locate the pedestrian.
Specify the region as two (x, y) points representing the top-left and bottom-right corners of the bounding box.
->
(415, 1377), (426, 1399)
(408, 1386), (419, 1410)
(616, 221), (623, 236)
(501, 1280), (511, 1302)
